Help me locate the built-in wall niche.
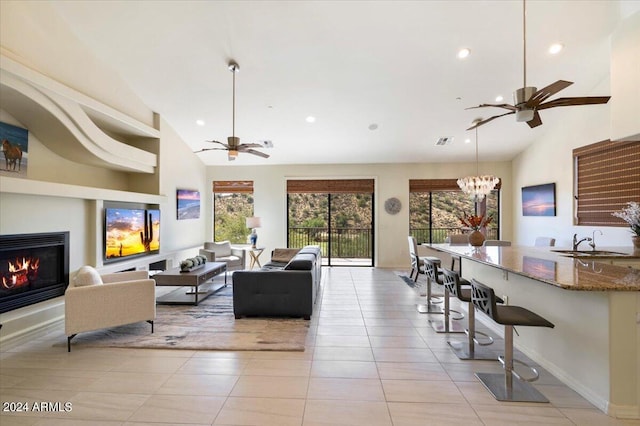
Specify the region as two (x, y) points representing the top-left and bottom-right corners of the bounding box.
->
(103, 201), (160, 264)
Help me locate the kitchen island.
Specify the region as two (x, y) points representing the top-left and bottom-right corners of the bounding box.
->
(421, 243), (640, 419)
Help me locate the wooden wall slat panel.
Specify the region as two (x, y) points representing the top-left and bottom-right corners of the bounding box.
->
(574, 140), (640, 226)
(213, 180), (254, 193)
(287, 179), (374, 194)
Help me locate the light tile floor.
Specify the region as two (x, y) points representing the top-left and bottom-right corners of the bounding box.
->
(1, 267), (638, 425)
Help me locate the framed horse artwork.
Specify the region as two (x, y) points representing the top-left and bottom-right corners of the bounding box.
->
(0, 121), (28, 178)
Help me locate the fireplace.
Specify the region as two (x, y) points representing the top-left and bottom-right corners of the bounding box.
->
(0, 232), (69, 314)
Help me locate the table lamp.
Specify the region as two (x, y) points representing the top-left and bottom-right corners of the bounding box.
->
(246, 217), (261, 248)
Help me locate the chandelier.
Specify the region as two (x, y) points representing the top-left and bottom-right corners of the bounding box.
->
(457, 123), (499, 202)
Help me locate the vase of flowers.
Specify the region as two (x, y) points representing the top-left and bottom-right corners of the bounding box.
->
(612, 202), (640, 252)
(459, 212), (493, 247)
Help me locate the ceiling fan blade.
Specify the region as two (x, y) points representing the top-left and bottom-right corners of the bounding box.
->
(537, 96), (611, 110)
(205, 140), (228, 148)
(238, 143), (264, 149)
(526, 111), (543, 128)
(466, 111), (515, 130)
(245, 149), (270, 158)
(526, 80), (573, 107)
(193, 147), (227, 153)
(465, 103), (517, 112)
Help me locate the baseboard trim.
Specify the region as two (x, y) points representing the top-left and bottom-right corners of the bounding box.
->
(0, 316), (64, 351)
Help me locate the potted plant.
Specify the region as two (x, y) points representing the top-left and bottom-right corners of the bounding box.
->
(612, 202), (640, 251)
(459, 212), (493, 247)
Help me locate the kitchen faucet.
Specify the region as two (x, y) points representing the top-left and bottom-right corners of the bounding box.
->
(589, 230), (603, 251)
(572, 233), (592, 251)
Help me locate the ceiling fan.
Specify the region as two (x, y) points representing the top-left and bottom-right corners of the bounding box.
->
(466, 0), (610, 130)
(194, 61), (271, 161)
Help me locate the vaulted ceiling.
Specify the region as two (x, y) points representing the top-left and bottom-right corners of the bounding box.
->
(49, 0), (637, 166)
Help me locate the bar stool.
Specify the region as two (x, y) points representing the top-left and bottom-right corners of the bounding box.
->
(415, 256), (444, 313)
(442, 268), (500, 360)
(408, 236), (438, 283)
(423, 259), (465, 333)
(471, 279), (555, 402)
(450, 254), (462, 275)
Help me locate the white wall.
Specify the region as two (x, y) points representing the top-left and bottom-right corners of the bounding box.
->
(512, 76), (636, 249)
(0, 1), (208, 342)
(0, 0), (154, 128)
(207, 160), (513, 269)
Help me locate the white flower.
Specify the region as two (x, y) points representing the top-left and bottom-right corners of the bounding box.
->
(612, 202), (640, 236)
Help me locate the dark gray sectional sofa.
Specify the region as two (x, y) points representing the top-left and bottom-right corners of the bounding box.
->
(232, 245), (322, 320)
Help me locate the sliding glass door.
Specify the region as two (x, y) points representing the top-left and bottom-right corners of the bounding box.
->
(287, 180), (374, 266)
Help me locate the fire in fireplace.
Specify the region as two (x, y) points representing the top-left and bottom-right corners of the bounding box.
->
(0, 232), (69, 314)
(3, 256), (41, 289)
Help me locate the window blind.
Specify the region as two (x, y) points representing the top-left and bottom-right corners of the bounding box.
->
(213, 180), (254, 193)
(574, 140), (640, 226)
(287, 179), (374, 194)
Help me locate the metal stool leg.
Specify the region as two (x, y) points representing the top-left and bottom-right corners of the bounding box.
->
(416, 275), (444, 314)
(430, 288), (465, 333)
(448, 301), (498, 359)
(475, 325), (549, 402)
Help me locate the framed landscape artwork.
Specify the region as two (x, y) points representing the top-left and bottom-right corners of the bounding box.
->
(522, 183), (556, 216)
(177, 189), (201, 220)
(0, 121), (28, 179)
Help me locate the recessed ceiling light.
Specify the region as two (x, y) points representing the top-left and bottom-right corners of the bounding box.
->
(305, 116), (316, 123)
(368, 123), (379, 131)
(457, 48), (471, 59)
(549, 43), (563, 54)
(465, 138), (471, 144)
(196, 119), (205, 126)
(495, 95), (504, 102)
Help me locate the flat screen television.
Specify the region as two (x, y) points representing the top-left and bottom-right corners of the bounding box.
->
(104, 206), (160, 263)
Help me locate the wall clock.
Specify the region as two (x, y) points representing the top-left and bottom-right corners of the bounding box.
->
(384, 197), (402, 215)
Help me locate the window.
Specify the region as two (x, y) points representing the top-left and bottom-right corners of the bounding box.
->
(574, 140), (640, 226)
(409, 179), (500, 243)
(213, 181), (254, 244)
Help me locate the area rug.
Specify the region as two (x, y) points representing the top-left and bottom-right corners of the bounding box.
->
(395, 271), (428, 297)
(61, 284), (310, 352)
(395, 270), (418, 288)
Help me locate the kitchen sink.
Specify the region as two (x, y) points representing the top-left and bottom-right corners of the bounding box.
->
(551, 249), (629, 257)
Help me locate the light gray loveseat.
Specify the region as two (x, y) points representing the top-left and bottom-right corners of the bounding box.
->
(231, 246), (321, 320)
(199, 241), (246, 271)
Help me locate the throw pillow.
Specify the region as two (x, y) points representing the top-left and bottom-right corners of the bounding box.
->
(271, 248), (300, 263)
(74, 266), (103, 287)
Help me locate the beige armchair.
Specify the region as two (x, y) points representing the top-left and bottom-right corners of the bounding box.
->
(65, 268), (156, 352)
(199, 241), (246, 271)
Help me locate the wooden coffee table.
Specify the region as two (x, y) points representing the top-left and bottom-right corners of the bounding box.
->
(153, 262), (227, 305)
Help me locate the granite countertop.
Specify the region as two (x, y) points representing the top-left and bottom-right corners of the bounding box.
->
(425, 244), (640, 291)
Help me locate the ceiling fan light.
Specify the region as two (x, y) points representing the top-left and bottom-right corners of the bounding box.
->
(513, 87), (537, 106)
(228, 149), (238, 160)
(516, 109), (535, 122)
